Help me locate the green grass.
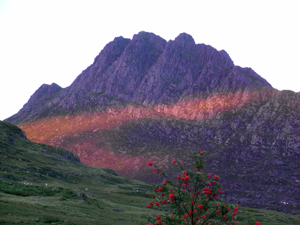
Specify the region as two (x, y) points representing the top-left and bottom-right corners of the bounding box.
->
(0, 120), (299, 224)
(0, 121), (154, 224)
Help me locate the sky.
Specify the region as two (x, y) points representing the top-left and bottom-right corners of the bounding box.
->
(0, 0), (299, 121)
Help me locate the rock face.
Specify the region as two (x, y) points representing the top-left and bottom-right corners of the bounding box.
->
(5, 32), (300, 214)
(6, 31), (271, 125)
(7, 83), (62, 123)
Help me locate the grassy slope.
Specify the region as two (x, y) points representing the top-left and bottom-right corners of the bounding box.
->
(0, 121), (153, 224)
(0, 121), (299, 224)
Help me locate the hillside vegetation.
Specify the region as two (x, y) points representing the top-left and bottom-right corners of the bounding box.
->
(1, 121), (300, 224)
(0, 121), (153, 224)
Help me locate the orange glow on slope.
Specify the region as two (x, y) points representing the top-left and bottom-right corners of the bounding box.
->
(66, 140), (148, 178)
(19, 89), (278, 178)
(19, 106), (168, 145)
(153, 89), (278, 120)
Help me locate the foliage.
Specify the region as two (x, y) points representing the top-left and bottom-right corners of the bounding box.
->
(145, 151), (260, 225)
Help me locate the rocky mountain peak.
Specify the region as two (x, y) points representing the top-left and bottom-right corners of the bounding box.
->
(133, 31), (166, 44)
(27, 83), (62, 105)
(6, 32), (271, 124)
(5, 83), (62, 125)
(91, 36), (131, 73)
(174, 32), (196, 47)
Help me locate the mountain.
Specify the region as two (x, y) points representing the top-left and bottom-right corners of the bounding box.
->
(7, 32), (271, 124)
(5, 32), (300, 214)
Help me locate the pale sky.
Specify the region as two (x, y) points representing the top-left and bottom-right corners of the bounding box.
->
(0, 0), (299, 121)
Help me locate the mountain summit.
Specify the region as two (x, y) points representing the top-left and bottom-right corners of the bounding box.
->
(5, 32), (300, 214)
(7, 31), (271, 125)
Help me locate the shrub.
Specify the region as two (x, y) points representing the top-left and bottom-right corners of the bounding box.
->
(144, 151), (258, 225)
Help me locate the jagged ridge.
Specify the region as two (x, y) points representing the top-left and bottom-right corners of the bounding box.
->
(6, 31), (271, 125)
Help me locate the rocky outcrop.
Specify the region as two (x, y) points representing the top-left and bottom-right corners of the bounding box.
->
(7, 83), (62, 124)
